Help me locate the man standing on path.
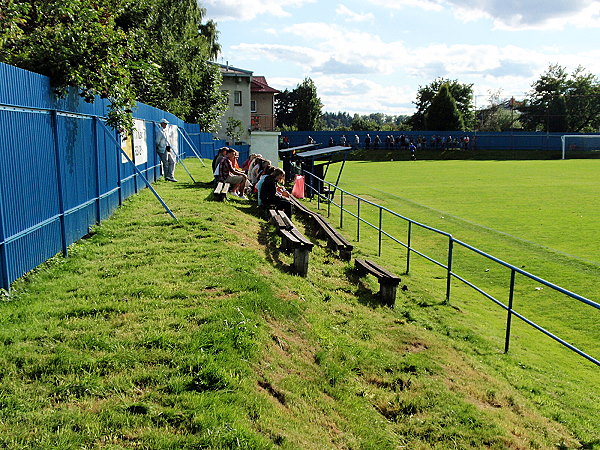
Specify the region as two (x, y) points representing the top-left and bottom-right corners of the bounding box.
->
(156, 118), (177, 182)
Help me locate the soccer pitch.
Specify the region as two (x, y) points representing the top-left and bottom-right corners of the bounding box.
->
(336, 159), (600, 265)
(325, 158), (600, 365)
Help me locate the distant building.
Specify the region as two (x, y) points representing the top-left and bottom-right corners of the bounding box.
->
(250, 76), (280, 132)
(214, 63), (252, 143)
(214, 63), (280, 144)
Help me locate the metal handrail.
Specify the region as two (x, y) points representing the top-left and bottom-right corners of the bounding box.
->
(301, 169), (599, 367)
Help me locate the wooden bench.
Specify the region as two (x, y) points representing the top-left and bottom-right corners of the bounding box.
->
(288, 196), (353, 260)
(268, 208), (294, 231)
(355, 259), (401, 307)
(268, 209), (313, 277)
(213, 182), (230, 201)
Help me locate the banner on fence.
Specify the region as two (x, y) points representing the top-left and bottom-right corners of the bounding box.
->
(121, 119), (149, 165)
(132, 119), (148, 165)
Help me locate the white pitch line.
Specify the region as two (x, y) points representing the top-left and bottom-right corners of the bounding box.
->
(353, 183), (600, 269)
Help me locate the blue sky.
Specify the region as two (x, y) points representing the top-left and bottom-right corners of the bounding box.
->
(203, 0), (600, 116)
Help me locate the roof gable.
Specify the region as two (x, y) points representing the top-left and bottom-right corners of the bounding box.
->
(251, 76), (280, 94)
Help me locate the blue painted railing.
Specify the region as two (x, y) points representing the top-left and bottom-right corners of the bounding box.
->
(303, 169), (600, 367)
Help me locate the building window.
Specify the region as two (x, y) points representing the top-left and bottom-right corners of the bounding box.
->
(250, 100), (256, 113)
(234, 90), (242, 106)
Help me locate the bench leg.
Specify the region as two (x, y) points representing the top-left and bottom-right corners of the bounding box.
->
(293, 248), (310, 277)
(339, 248), (352, 261)
(379, 282), (397, 307)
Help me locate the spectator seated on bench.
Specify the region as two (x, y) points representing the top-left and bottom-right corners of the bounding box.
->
(259, 168), (293, 218)
(355, 259), (401, 307)
(219, 148), (248, 199)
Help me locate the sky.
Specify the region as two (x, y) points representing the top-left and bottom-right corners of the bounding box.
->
(203, 0), (600, 116)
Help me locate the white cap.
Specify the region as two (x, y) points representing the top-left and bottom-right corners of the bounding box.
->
(160, 118), (169, 124)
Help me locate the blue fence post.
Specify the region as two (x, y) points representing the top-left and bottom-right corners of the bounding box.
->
(116, 128), (123, 206)
(0, 178), (9, 290)
(446, 237), (454, 303)
(378, 207), (383, 256)
(505, 269), (516, 353)
(356, 198), (361, 242)
(93, 116), (101, 224)
(50, 110), (68, 257)
(406, 221), (412, 274)
(340, 191), (344, 229)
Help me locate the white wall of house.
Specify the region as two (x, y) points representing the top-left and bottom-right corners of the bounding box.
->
(217, 75), (251, 144)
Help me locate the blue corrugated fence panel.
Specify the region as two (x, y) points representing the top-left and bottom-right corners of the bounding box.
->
(0, 62), (218, 288)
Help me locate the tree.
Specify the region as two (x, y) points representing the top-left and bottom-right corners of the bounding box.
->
(424, 83), (465, 131)
(409, 78), (474, 130)
(477, 90), (522, 132)
(350, 115), (377, 131)
(519, 64), (600, 132)
(547, 95), (568, 132)
(295, 77), (323, 131)
(225, 117), (242, 143)
(274, 89), (299, 129)
(0, 0), (226, 131)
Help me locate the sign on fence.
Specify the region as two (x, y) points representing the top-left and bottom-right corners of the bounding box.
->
(121, 119), (149, 165)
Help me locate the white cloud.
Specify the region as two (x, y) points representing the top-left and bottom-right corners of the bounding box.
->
(366, 0), (600, 29)
(204, 0), (316, 21)
(231, 43), (325, 69)
(448, 0), (598, 29)
(335, 4), (375, 22)
(367, 0), (444, 12)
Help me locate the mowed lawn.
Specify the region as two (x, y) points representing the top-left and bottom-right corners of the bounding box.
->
(337, 159), (600, 264)
(324, 158), (599, 367)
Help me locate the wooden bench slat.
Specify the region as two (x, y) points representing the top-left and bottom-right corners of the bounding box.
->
(289, 196), (353, 260)
(355, 259), (400, 282)
(355, 258), (401, 307)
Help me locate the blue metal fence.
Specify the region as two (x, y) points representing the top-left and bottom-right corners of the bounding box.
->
(303, 169), (600, 367)
(0, 62), (216, 290)
(282, 130), (600, 154)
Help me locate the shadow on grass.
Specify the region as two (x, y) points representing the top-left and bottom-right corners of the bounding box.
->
(344, 265), (388, 309)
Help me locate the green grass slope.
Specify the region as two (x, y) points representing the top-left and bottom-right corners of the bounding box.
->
(0, 159), (596, 448)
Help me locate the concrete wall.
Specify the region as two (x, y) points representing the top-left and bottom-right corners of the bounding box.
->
(250, 131), (281, 166)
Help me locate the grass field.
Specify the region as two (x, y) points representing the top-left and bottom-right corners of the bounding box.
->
(0, 158), (598, 448)
(319, 158), (600, 443)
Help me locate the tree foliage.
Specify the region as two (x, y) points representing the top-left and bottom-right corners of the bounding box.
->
(321, 112), (409, 131)
(295, 77), (323, 131)
(424, 83), (465, 131)
(274, 88), (299, 129)
(477, 91), (522, 132)
(409, 78), (474, 131)
(518, 64), (600, 132)
(0, 0), (226, 131)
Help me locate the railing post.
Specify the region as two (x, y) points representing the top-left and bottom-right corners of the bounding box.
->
(327, 184), (331, 217)
(340, 191), (344, 229)
(51, 110), (68, 257)
(406, 221), (412, 274)
(317, 181), (321, 210)
(445, 237), (454, 303)
(357, 198), (361, 242)
(378, 207), (383, 256)
(505, 269), (516, 353)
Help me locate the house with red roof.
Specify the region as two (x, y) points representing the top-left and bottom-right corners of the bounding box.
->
(213, 63), (280, 144)
(250, 76), (280, 132)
